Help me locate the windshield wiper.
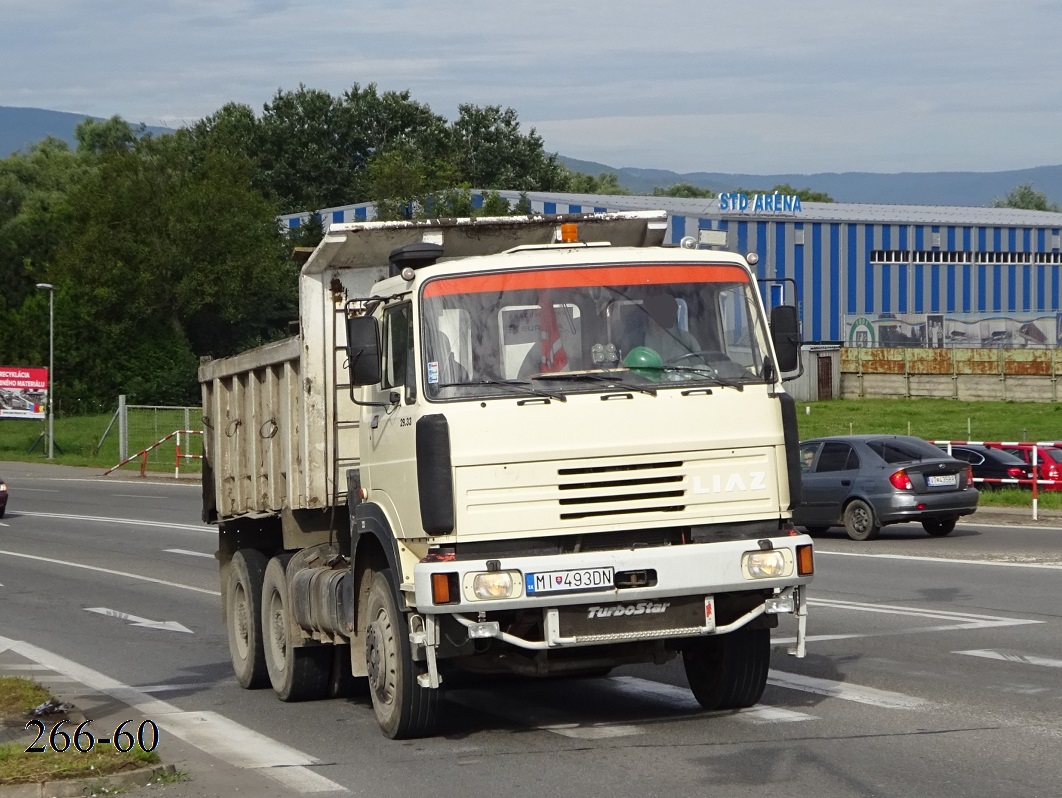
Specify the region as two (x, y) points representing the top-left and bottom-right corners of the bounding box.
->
(434, 379), (567, 402)
(658, 365), (746, 391)
(529, 371), (657, 396)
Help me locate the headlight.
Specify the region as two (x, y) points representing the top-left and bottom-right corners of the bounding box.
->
(742, 549), (793, 579)
(0, 483), (6, 491)
(468, 570), (522, 600)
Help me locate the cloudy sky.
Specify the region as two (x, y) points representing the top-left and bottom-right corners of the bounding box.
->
(2, 0), (1058, 175)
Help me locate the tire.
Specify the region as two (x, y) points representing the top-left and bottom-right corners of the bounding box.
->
(225, 549), (269, 689)
(364, 569), (441, 739)
(843, 499), (880, 541)
(682, 628), (771, 710)
(922, 516), (958, 537)
(803, 525), (829, 535)
(262, 554), (331, 702)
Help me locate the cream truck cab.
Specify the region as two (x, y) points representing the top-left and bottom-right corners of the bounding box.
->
(200, 211), (813, 740)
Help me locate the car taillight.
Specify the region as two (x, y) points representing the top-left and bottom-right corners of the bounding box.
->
(965, 465), (974, 487)
(889, 469), (913, 490)
(1006, 467), (1024, 479)
(1049, 466), (1061, 479)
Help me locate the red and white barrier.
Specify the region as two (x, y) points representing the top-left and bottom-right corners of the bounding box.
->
(930, 440), (1059, 520)
(104, 429), (203, 479)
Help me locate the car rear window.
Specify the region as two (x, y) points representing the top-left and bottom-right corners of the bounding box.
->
(989, 448), (1027, 464)
(866, 437), (945, 464)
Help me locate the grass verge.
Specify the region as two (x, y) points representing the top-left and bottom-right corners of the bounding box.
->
(0, 677), (160, 786)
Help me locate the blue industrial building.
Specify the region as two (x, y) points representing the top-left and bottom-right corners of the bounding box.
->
(281, 192), (1062, 348)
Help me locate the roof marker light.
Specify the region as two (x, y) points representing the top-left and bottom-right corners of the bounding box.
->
(559, 223), (579, 243)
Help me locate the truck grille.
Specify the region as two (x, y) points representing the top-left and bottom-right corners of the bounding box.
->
(557, 460), (686, 520)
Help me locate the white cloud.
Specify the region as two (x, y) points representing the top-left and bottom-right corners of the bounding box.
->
(1, 0), (1059, 173)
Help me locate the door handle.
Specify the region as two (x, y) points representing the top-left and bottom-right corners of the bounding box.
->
(841, 480), (851, 486)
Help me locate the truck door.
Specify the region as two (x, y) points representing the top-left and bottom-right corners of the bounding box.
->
(364, 301), (419, 533)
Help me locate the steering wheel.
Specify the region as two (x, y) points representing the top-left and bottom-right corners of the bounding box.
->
(663, 350), (715, 366)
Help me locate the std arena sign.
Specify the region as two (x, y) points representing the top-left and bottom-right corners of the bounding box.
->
(718, 192), (803, 213)
(0, 366), (48, 419)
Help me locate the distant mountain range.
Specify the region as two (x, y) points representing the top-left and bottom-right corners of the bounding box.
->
(3, 106), (1059, 207)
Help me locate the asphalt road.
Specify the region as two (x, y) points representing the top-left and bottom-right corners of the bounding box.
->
(1, 461), (1060, 798)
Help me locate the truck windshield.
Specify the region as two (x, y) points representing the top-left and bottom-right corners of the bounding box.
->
(420, 262), (771, 400)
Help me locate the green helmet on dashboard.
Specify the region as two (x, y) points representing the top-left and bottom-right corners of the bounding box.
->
(623, 346), (663, 379)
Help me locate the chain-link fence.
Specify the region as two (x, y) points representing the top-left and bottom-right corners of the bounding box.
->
(97, 395), (204, 472)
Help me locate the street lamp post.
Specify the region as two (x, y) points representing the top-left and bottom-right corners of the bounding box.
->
(36, 283), (54, 459)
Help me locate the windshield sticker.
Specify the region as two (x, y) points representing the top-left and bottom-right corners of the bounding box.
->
(427, 361), (440, 384)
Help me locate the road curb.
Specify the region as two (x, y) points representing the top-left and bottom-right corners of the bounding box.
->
(0, 763), (176, 797)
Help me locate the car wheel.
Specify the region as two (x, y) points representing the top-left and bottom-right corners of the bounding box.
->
(843, 499), (880, 541)
(922, 517), (958, 537)
(803, 525), (830, 535)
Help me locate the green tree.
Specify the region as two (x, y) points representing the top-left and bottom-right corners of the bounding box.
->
(735, 183), (833, 203)
(652, 182), (715, 198)
(993, 183), (1061, 212)
(43, 124), (295, 406)
(0, 137), (82, 324)
(449, 104), (569, 191)
(564, 171), (629, 194)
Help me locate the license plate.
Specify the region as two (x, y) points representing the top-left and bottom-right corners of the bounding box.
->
(526, 567), (614, 595)
(927, 473), (958, 486)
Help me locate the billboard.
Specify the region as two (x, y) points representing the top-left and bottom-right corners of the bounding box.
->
(0, 367), (48, 419)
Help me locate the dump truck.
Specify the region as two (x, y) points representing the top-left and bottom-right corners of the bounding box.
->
(199, 210), (814, 739)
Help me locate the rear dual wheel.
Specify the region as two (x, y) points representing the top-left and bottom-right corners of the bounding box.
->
(225, 549), (269, 689)
(262, 554), (331, 702)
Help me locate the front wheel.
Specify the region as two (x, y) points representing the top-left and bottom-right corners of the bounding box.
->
(922, 516), (958, 536)
(682, 628), (771, 710)
(364, 569), (441, 739)
(261, 555), (331, 702)
(843, 499), (880, 541)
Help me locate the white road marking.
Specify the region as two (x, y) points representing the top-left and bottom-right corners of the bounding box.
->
(610, 675), (814, 722)
(766, 671), (928, 708)
(955, 649), (1062, 669)
(19, 477), (199, 488)
(132, 682), (218, 694)
(15, 510), (209, 531)
(450, 675), (815, 736)
(165, 548), (215, 559)
(0, 636), (347, 794)
(85, 606), (194, 634)
(777, 599), (1043, 645)
(818, 549), (1062, 570)
(0, 549), (219, 596)
(14, 487), (59, 492)
(113, 493), (167, 499)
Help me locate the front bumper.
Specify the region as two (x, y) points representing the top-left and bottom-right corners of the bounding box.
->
(412, 535), (813, 613)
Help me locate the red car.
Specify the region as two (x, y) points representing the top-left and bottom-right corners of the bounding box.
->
(985, 443), (1062, 491)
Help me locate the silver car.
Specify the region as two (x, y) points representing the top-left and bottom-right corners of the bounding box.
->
(794, 434), (979, 541)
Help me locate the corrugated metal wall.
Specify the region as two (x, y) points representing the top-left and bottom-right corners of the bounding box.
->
(279, 196), (1062, 348)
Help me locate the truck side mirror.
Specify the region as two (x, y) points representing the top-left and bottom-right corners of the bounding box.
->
(770, 305), (801, 373)
(347, 315), (382, 386)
